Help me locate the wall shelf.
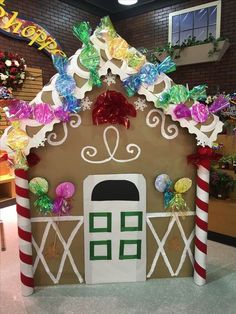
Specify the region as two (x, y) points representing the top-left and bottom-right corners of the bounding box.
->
(0, 174), (16, 206)
(157, 40), (230, 66)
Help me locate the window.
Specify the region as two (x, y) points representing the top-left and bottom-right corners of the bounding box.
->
(169, 1), (221, 45)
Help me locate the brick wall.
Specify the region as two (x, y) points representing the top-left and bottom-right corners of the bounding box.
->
(114, 0), (236, 94)
(0, 0), (100, 84)
(1, 0), (235, 93)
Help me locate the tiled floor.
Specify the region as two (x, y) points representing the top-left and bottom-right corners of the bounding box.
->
(0, 205), (236, 314)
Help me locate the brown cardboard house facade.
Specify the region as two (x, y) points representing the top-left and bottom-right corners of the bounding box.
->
(0, 18), (223, 291)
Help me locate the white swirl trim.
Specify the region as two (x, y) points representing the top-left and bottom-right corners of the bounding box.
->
(146, 109), (179, 140)
(81, 126), (141, 164)
(47, 114), (81, 146)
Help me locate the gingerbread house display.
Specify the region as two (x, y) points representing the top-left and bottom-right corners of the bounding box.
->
(0, 17), (225, 296)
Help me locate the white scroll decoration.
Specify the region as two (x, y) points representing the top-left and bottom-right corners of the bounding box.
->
(47, 113), (81, 146)
(81, 126), (141, 164)
(146, 109), (179, 140)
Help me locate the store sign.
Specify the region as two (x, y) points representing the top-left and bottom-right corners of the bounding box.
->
(0, 0), (66, 57)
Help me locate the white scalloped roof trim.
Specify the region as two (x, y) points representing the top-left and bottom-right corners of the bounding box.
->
(0, 118), (61, 156)
(0, 27), (224, 154)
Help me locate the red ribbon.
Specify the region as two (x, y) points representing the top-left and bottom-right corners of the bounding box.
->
(26, 152), (40, 167)
(0, 152), (8, 162)
(92, 90), (136, 129)
(0, 152), (40, 167)
(187, 146), (222, 168)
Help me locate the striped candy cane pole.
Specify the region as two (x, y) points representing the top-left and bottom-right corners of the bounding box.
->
(194, 147), (212, 286)
(15, 169), (34, 296)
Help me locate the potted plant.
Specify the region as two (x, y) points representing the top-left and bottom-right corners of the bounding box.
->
(210, 169), (235, 199)
(0, 51), (26, 89)
(219, 154), (236, 170)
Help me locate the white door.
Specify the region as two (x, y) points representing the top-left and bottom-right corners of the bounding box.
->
(84, 174), (146, 284)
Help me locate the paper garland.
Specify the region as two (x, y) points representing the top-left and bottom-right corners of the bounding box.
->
(5, 100), (70, 123)
(6, 121), (29, 170)
(73, 22), (101, 87)
(173, 95), (230, 123)
(156, 84), (207, 109)
(53, 55), (80, 113)
(96, 16), (146, 71)
(1, 17), (228, 174)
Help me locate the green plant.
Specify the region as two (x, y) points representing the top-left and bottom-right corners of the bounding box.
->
(207, 35), (224, 57)
(155, 42), (177, 59)
(139, 35), (227, 62)
(138, 47), (160, 64)
(219, 154), (236, 164)
(210, 168), (235, 199)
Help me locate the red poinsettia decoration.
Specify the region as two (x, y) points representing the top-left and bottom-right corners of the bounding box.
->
(92, 90), (136, 129)
(0, 51), (27, 89)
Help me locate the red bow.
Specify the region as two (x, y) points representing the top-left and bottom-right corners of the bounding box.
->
(187, 147), (222, 167)
(27, 152), (40, 167)
(92, 90), (136, 129)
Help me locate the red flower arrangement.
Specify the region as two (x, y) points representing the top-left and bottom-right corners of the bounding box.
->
(92, 90), (136, 129)
(0, 51), (27, 89)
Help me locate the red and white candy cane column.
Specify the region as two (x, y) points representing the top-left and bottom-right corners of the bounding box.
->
(193, 147), (212, 286)
(15, 169), (34, 296)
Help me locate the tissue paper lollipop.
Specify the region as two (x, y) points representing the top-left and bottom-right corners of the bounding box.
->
(6, 121), (29, 170)
(29, 177), (53, 215)
(155, 174), (174, 208)
(168, 178), (192, 213)
(52, 182), (75, 215)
